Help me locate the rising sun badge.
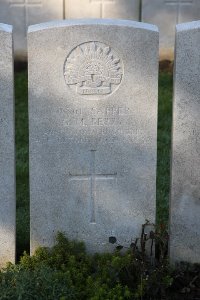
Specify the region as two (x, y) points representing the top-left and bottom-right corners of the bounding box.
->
(64, 41), (123, 99)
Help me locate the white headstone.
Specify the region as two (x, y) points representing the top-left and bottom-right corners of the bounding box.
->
(142, 0), (200, 60)
(65, 0), (140, 20)
(28, 19), (158, 254)
(0, 0), (63, 60)
(0, 24), (15, 267)
(170, 21), (200, 264)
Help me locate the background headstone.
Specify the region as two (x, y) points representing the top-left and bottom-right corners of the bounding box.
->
(142, 0), (200, 60)
(170, 21), (200, 264)
(0, 23), (15, 267)
(28, 19), (158, 254)
(65, 0), (140, 20)
(0, 0), (63, 61)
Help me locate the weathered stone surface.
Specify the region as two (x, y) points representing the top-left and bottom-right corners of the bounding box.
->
(65, 0), (140, 20)
(142, 0), (200, 60)
(0, 0), (63, 61)
(28, 19), (158, 254)
(0, 24), (15, 267)
(170, 21), (200, 264)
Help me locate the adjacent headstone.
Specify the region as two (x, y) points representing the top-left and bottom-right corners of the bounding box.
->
(142, 0), (200, 60)
(170, 21), (200, 264)
(65, 0), (140, 20)
(0, 24), (15, 267)
(28, 19), (158, 254)
(0, 0), (63, 60)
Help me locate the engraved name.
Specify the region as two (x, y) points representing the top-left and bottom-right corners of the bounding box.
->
(57, 105), (131, 127)
(64, 117), (119, 126)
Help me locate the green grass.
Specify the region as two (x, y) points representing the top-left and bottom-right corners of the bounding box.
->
(15, 70), (173, 257)
(157, 72), (173, 223)
(15, 70), (29, 257)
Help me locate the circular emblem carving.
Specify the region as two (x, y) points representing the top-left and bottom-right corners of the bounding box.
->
(64, 41), (123, 99)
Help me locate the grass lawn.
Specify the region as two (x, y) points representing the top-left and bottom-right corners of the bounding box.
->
(15, 69), (173, 258)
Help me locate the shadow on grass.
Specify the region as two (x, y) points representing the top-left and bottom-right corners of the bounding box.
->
(15, 69), (29, 259)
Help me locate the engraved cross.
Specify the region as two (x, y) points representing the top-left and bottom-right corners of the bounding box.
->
(9, 0), (42, 29)
(69, 150), (117, 224)
(90, 0), (115, 18)
(165, 0), (193, 23)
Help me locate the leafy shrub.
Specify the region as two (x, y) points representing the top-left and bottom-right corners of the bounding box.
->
(0, 231), (199, 300)
(0, 233), (133, 300)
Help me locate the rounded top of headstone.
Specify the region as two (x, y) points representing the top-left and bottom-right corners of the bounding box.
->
(28, 19), (158, 34)
(176, 20), (200, 33)
(0, 23), (12, 33)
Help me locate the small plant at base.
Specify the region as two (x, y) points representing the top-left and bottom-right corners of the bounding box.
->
(108, 220), (172, 299)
